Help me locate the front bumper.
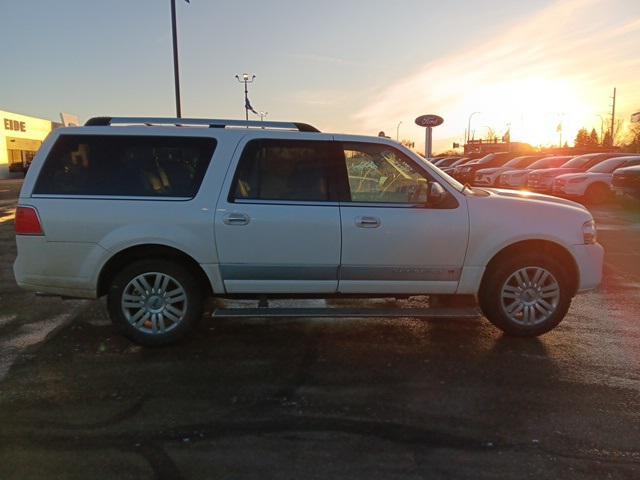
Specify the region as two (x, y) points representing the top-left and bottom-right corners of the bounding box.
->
(571, 243), (604, 292)
(552, 183), (584, 198)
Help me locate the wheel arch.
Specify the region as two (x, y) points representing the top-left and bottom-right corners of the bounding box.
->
(97, 244), (214, 298)
(480, 239), (579, 297)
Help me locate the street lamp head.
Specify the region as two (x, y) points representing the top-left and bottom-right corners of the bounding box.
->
(236, 73), (256, 83)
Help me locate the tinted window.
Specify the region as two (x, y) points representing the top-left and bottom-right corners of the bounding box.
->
(34, 135), (215, 197)
(343, 143), (430, 203)
(528, 156), (571, 169)
(562, 153), (601, 168)
(588, 157), (640, 173)
(503, 156), (542, 168)
(231, 139), (338, 202)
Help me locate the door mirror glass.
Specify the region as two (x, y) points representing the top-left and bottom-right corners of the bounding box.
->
(427, 181), (448, 207)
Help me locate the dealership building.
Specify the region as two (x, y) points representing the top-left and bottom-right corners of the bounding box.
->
(0, 109), (70, 178)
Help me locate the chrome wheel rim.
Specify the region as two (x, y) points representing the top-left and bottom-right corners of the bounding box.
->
(500, 266), (560, 326)
(121, 272), (187, 334)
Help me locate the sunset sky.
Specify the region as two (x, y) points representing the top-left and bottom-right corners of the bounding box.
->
(3, 0), (639, 153)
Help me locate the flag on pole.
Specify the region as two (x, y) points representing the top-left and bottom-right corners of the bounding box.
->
(631, 112), (640, 123)
(245, 97), (259, 115)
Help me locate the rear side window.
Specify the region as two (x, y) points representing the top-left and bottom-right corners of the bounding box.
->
(231, 139), (340, 202)
(33, 135), (216, 197)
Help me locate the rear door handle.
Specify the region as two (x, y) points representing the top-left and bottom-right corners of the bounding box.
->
(223, 212), (250, 226)
(355, 216), (381, 228)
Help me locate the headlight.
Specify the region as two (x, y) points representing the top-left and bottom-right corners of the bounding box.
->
(568, 177), (585, 184)
(582, 219), (597, 244)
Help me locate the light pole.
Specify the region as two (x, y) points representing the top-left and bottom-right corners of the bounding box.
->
(466, 112), (481, 144)
(259, 111), (268, 122)
(595, 114), (605, 145)
(396, 121), (402, 141)
(235, 73), (256, 121)
(170, 0), (189, 118)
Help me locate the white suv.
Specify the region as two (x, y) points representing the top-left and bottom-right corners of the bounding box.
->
(14, 117), (603, 345)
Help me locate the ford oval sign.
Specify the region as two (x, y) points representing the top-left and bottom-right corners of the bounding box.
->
(415, 114), (444, 128)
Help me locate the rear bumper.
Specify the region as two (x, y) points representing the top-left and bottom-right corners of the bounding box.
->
(552, 185), (584, 198)
(571, 243), (604, 292)
(13, 235), (104, 299)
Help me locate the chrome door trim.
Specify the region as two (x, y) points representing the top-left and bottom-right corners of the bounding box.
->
(340, 266), (462, 282)
(220, 264), (338, 281)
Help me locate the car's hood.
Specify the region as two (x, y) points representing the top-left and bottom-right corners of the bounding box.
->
(482, 187), (589, 212)
(529, 167), (582, 177)
(466, 188), (593, 246)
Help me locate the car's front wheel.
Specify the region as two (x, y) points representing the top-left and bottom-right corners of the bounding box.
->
(479, 252), (572, 336)
(107, 259), (203, 346)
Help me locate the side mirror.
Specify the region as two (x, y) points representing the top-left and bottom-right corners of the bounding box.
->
(427, 182), (448, 207)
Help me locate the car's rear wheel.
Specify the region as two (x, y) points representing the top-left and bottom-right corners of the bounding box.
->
(585, 183), (610, 204)
(107, 259), (203, 346)
(479, 252), (572, 336)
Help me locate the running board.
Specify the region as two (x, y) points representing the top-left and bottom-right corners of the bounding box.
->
(212, 307), (481, 319)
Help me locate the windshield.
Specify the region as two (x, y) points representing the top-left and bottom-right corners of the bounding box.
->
(528, 156), (571, 169)
(562, 154), (600, 168)
(475, 154), (497, 164)
(503, 156), (539, 168)
(588, 157), (640, 173)
(450, 157), (471, 167)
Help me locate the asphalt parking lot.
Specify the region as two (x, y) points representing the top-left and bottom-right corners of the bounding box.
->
(0, 179), (639, 479)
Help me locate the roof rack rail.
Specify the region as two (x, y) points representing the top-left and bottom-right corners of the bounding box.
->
(84, 117), (320, 133)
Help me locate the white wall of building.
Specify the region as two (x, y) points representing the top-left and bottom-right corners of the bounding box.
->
(0, 110), (54, 179)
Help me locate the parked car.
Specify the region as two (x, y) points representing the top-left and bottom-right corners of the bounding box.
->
(14, 116), (603, 345)
(527, 152), (631, 194)
(440, 157), (476, 174)
(473, 155), (546, 187)
(440, 157), (472, 173)
(433, 157), (462, 168)
(452, 152), (518, 184)
(553, 156), (640, 203)
(497, 156), (573, 189)
(612, 164), (640, 199)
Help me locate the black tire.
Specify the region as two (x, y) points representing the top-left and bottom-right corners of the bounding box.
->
(585, 183), (610, 204)
(107, 259), (204, 346)
(479, 252), (572, 337)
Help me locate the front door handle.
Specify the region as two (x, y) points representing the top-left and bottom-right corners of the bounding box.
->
(223, 212), (250, 226)
(355, 216), (381, 228)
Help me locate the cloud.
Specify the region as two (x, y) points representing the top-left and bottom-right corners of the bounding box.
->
(353, 0), (640, 151)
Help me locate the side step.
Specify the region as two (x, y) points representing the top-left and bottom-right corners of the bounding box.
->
(212, 307), (481, 319)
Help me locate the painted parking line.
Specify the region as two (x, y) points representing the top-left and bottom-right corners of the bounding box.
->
(0, 209), (16, 224)
(0, 302), (87, 382)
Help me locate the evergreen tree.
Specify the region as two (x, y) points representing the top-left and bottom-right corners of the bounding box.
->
(574, 128), (590, 147)
(589, 128), (599, 146)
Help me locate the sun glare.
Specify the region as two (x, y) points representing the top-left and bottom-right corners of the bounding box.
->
(470, 77), (592, 147)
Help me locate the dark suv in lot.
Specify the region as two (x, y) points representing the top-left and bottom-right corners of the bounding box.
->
(612, 165), (640, 199)
(452, 152), (518, 184)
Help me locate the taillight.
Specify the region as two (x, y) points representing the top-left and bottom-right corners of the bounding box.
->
(15, 206), (44, 235)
